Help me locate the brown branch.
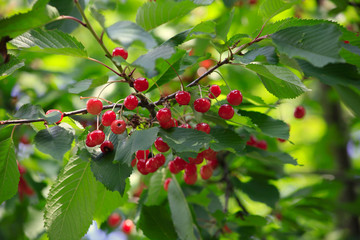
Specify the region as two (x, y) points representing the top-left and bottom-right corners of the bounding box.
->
(56, 15), (87, 27)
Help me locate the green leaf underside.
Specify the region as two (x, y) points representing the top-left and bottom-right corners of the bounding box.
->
(334, 85), (360, 118)
(11, 28), (87, 57)
(159, 128), (211, 154)
(68, 76), (109, 94)
(34, 124), (75, 160)
(91, 152), (132, 196)
(209, 127), (246, 154)
(247, 147), (298, 165)
(239, 179), (280, 208)
(0, 0), (59, 38)
(0, 55), (25, 80)
(168, 179), (197, 240)
(0, 138), (19, 204)
(340, 43), (360, 68)
(138, 205), (178, 240)
(89, 5), (105, 28)
(145, 171), (167, 206)
(246, 64), (309, 99)
(238, 110), (290, 139)
(271, 24), (344, 67)
(43, 111), (62, 125)
(114, 127), (159, 164)
(14, 103), (44, 119)
(259, 0), (300, 20)
(234, 46), (278, 65)
(107, 21), (157, 49)
(44, 157), (97, 240)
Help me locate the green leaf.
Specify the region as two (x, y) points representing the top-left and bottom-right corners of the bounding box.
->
(0, 0), (59, 38)
(234, 46), (278, 65)
(34, 124), (75, 160)
(222, 0), (238, 8)
(159, 128), (212, 154)
(91, 152), (132, 196)
(238, 110), (290, 139)
(271, 24), (344, 67)
(14, 103), (44, 119)
(44, 156), (97, 240)
(259, 0), (300, 20)
(0, 55), (25, 80)
(89, 5), (105, 28)
(136, 0), (212, 31)
(138, 205), (178, 240)
(209, 127), (246, 154)
(68, 76), (109, 94)
(246, 147), (298, 165)
(107, 21), (157, 49)
(340, 42), (360, 68)
(114, 127), (159, 165)
(43, 110), (62, 125)
(246, 64), (310, 99)
(334, 85), (360, 118)
(145, 170), (167, 206)
(0, 138), (19, 204)
(11, 28), (87, 57)
(168, 178), (197, 240)
(239, 179), (280, 208)
(215, 10), (234, 41)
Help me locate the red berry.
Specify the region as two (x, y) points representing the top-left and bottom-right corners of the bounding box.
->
(175, 91), (191, 105)
(136, 150), (150, 160)
(108, 213), (122, 227)
(86, 99), (103, 115)
(194, 98), (211, 113)
(203, 148), (217, 161)
(131, 158), (136, 167)
(208, 85), (221, 99)
(277, 138), (286, 143)
(154, 153), (166, 167)
(112, 47), (128, 60)
(160, 118), (177, 129)
(189, 152), (204, 165)
(156, 108), (172, 123)
(218, 104), (234, 120)
(100, 140), (114, 153)
(179, 123), (192, 129)
(227, 90), (243, 106)
(200, 165), (213, 180)
(89, 130), (105, 145)
(195, 123), (210, 134)
(207, 159), (218, 169)
(86, 133), (97, 147)
(17, 163), (26, 175)
(256, 140), (267, 150)
(185, 164), (197, 175)
(344, 40), (350, 44)
(137, 159), (149, 175)
(184, 172), (197, 185)
(146, 158), (158, 173)
(46, 109), (63, 124)
(111, 120), (126, 134)
(294, 106), (306, 119)
(124, 95), (138, 110)
(154, 137), (170, 152)
(246, 135), (257, 146)
(121, 219), (134, 234)
(20, 136), (30, 145)
(101, 110), (116, 126)
(164, 178), (172, 191)
(200, 59), (214, 69)
(174, 156), (187, 170)
(168, 161), (181, 174)
(134, 77), (149, 92)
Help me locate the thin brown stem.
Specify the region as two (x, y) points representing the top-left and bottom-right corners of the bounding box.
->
(87, 57), (124, 78)
(164, 59), (184, 91)
(56, 15), (87, 27)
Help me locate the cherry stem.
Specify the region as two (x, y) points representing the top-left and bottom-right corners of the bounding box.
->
(96, 115), (99, 130)
(87, 57), (124, 78)
(10, 125), (17, 139)
(149, 78), (163, 96)
(112, 99), (124, 112)
(164, 59), (184, 91)
(97, 82), (116, 100)
(55, 15), (87, 27)
(198, 84), (203, 98)
(213, 71), (231, 91)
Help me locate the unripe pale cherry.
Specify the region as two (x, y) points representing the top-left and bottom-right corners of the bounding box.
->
(294, 106), (306, 119)
(46, 109), (63, 124)
(101, 110), (116, 126)
(124, 95), (138, 110)
(218, 104), (234, 120)
(86, 99), (103, 115)
(175, 91), (191, 105)
(134, 77), (149, 92)
(111, 120), (126, 134)
(195, 123), (210, 134)
(154, 137), (170, 152)
(194, 98), (211, 113)
(100, 140), (114, 153)
(112, 47), (128, 60)
(208, 85), (221, 99)
(156, 108), (172, 123)
(227, 90), (243, 106)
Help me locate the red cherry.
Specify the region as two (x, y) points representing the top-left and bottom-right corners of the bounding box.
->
(249, 0), (257, 5)
(101, 110), (116, 126)
(145, 158), (158, 173)
(218, 104), (234, 120)
(154, 137), (170, 152)
(208, 85), (221, 99)
(195, 123), (210, 134)
(344, 40), (350, 44)
(20, 136), (31, 145)
(294, 106), (306, 119)
(246, 135), (257, 146)
(164, 178), (172, 191)
(100, 140), (114, 153)
(136, 150), (150, 160)
(124, 95), (138, 110)
(200, 165), (213, 180)
(179, 123), (192, 129)
(137, 159), (149, 175)
(184, 172), (197, 185)
(89, 130), (105, 145)
(112, 47), (128, 60)
(255, 140), (268, 150)
(174, 156), (187, 170)
(111, 120), (126, 134)
(134, 77), (149, 92)
(203, 148), (217, 161)
(46, 109), (63, 124)
(194, 98), (211, 113)
(121, 219), (134, 234)
(277, 138), (286, 143)
(154, 153), (166, 167)
(185, 164), (197, 175)
(86, 133), (97, 147)
(175, 91), (191, 105)
(207, 159), (218, 169)
(199, 59), (214, 69)
(168, 161), (181, 174)
(131, 158), (136, 167)
(86, 99), (103, 115)
(227, 90), (243, 106)
(107, 213), (122, 227)
(156, 108), (172, 123)
(160, 118), (177, 129)
(189, 152), (204, 165)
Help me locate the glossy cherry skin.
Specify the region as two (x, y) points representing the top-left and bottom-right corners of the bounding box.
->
(145, 158), (158, 173)
(124, 95), (138, 110)
(194, 98), (211, 113)
(101, 110), (116, 126)
(100, 140), (114, 153)
(207, 159), (218, 169)
(86, 99), (103, 115)
(246, 135), (257, 146)
(160, 118), (177, 129)
(218, 104), (234, 120)
(136, 150), (150, 160)
(134, 77), (149, 92)
(107, 213), (122, 227)
(185, 164), (197, 176)
(122, 219), (134, 234)
(46, 109), (63, 124)
(154, 153), (166, 167)
(168, 161), (181, 174)
(294, 106), (306, 119)
(112, 47), (128, 60)
(203, 148), (217, 161)
(137, 159), (149, 175)
(189, 152), (204, 165)
(227, 90), (243, 106)
(179, 123), (192, 129)
(174, 156), (187, 170)
(164, 178), (172, 191)
(154, 137), (170, 152)
(89, 130), (105, 145)
(200, 164), (213, 180)
(184, 172), (197, 185)
(86, 133), (97, 147)
(111, 120), (126, 134)
(156, 108), (172, 123)
(208, 85), (221, 99)
(175, 91), (191, 105)
(195, 123), (211, 134)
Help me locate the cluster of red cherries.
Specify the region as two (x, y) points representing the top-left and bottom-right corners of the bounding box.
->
(107, 212), (134, 234)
